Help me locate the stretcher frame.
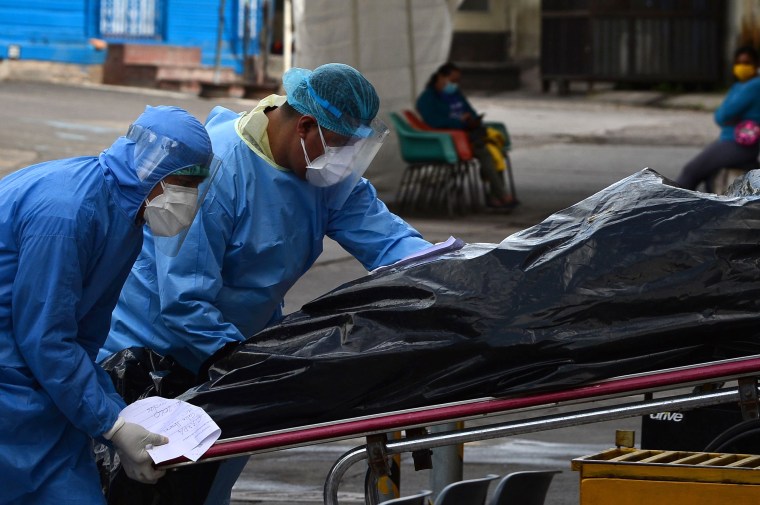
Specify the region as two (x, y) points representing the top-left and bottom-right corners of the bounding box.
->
(162, 354), (760, 505)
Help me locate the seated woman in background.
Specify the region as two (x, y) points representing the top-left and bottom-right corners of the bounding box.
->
(416, 62), (516, 209)
(676, 46), (760, 191)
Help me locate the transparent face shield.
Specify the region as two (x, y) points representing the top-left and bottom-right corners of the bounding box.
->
(127, 124), (222, 256)
(302, 117), (390, 209)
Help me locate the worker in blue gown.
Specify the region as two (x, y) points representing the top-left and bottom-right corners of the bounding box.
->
(0, 105), (218, 504)
(99, 63), (433, 504)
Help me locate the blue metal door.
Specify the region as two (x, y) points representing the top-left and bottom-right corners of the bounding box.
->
(100, 0), (163, 40)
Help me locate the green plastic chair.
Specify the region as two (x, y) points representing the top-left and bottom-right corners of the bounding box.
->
(390, 111), (459, 164)
(400, 110), (517, 209)
(401, 109), (483, 211)
(390, 112), (475, 216)
(402, 110), (475, 161)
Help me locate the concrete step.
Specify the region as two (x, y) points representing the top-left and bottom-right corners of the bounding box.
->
(115, 64), (239, 89)
(154, 65), (238, 83)
(106, 43), (201, 67)
(101, 42), (240, 92)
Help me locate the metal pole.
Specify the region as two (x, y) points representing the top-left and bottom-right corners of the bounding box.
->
(260, 0), (271, 84)
(213, 0), (226, 84)
(323, 388), (743, 505)
(429, 422), (463, 501)
(405, 0), (417, 103)
(242, 0), (251, 83)
(351, 0), (360, 68)
(325, 447), (368, 505)
(283, 0), (293, 72)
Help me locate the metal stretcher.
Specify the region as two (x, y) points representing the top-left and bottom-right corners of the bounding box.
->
(162, 354), (760, 505)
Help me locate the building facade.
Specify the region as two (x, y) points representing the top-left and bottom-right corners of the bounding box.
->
(0, 0), (261, 74)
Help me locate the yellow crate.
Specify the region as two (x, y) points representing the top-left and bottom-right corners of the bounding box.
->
(572, 448), (760, 504)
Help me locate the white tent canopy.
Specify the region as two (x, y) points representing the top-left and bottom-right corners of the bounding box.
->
(291, 0), (458, 197)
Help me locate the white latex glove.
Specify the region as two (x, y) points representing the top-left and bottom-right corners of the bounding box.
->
(104, 417), (169, 484)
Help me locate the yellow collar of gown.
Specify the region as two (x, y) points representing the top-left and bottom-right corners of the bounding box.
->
(235, 94), (289, 170)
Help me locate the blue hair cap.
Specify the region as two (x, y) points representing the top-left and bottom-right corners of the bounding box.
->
(282, 63), (380, 136)
(132, 105), (211, 155)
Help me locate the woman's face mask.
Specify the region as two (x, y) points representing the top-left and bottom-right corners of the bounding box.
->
(734, 63), (757, 82)
(144, 181), (199, 237)
(300, 125), (356, 187)
(442, 81), (459, 94)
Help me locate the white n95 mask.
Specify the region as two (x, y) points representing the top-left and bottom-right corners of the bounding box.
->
(300, 119), (389, 210)
(144, 182), (199, 237)
(302, 140), (356, 187)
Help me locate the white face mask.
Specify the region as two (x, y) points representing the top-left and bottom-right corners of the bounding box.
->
(300, 126), (356, 187)
(144, 182), (199, 237)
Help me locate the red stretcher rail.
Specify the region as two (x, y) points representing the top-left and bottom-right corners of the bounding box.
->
(161, 354), (760, 468)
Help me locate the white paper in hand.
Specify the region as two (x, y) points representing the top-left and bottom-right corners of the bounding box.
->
(119, 396), (221, 463)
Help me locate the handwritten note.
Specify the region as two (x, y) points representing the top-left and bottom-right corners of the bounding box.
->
(119, 397), (221, 464)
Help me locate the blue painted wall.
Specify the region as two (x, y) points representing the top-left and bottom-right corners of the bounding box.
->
(164, 0), (262, 71)
(0, 0), (259, 74)
(0, 1), (100, 63)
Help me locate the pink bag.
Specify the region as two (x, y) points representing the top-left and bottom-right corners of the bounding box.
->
(734, 120), (760, 146)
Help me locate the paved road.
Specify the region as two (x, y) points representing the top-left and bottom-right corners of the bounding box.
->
(0, 79), (723, 504)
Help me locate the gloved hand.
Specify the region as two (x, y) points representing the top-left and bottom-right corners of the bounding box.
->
(104, 417), (169, 484)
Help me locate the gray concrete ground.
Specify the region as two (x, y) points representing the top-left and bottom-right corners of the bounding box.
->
(0, 76), (727, 504)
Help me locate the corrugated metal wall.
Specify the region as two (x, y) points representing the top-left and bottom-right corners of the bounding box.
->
(541, 0), (725, 88)
(589, 15), (721, 80)
(165, 0), (258, 69)
(166, 0), (262, 71)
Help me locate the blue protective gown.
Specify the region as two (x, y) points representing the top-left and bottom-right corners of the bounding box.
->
(0, 107), (212, 504)
(101, 104), (431, 374)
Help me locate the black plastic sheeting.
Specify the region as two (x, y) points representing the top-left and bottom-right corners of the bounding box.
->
(160, 169), (760, 438)
(100, 348), (200, 405)
(97, 349), (221, 505)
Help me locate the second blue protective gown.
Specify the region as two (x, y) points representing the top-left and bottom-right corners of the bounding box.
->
(102, 101), (431, 374)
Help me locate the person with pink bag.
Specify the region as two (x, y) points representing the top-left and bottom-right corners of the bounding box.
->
(676, 45), (760, 191)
